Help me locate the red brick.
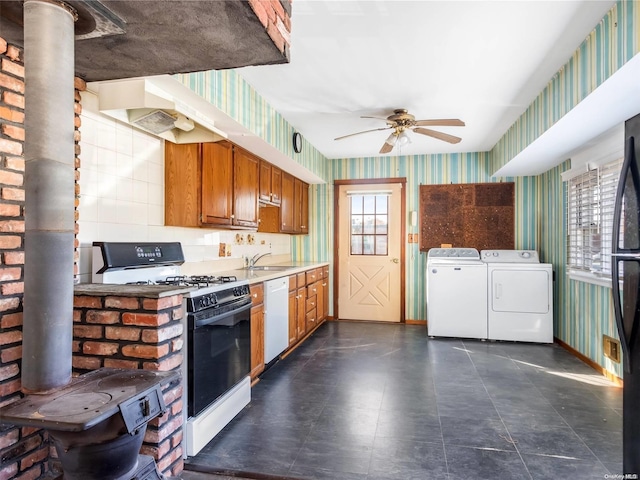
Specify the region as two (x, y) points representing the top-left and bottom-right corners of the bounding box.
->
(20, 443), (48, 471)
(0, 105), (24, 123)
(17, 465), (44, 480)
(0, 169), (23, 186)
(140, 438), (171, 460)
(6, 45), (21, 62)
(2, 282), (24, 295)
(1, 58), (24, 78)
(3, 91), (24, 109)
(74, 77), (86, 91)
(73, 324), (103, 339)
(0, 138), (22, 156)
(0, 296), (20, 312)
(171, 398), (183, 417)
(0, 428), (18, 449)
(2, 123), (24, 141)
(144, 353), (182, 372)
(122, 343), (169, 360)
(2, 188), (24, 202)
(162, 384), (183, 406)
(105, 296), (140, 310)
(171, 337), (184, 353)
(1, 312), (22, 328)
(4, 251), (24, 264)
(73, 310), (81, 322)
(145, 415), (182, 444)
(122, 312), (169, 327)
(0, 220), (24, 232)
(0, 363), (19, 381)
(0, 37), (7, 55)
(82, 341), (119, 356)
(0, 329), (21, 345)
(0, 235), (21, 249)
(21, 426), (40, 437)
(171, 429), (183, 449)
(249, 0), (270, 28)
(72, 356), (102, 370)
(103, 358), (139, 369)
(142, 295), (182, 311)
(156, 443), (183, 473)
(73, 296), (102, 308)
(86, 310), (120, 324)
(0, 462), (18, 479)
(105, 326), (141, 341)
(0, 72), (24, 94)
(1, 345), (21, 362)
(270, 0), (286, 20)
(0, 267), (21, 281)
(141, 323), (183, 343)
(71, 340), (80, 353)
(0, 203), (21, 217)
(0, 378), (21, 396)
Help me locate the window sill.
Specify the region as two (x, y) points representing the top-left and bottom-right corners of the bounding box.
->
(567, 270), (612, 288)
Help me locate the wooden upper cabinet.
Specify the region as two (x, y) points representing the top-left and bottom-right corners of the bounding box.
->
(259, 160), (282, 206)
(202, 141), (233, 226)
(293, 178), (309, 234)
(233, 148), (260, 228)
(165, 142), (200, 227)
(280, 171), (295, 233)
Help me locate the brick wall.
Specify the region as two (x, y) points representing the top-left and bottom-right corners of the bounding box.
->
(248, 0), (292, 58)
(0, 35), (84, 479)
(72, 293), (185, 476)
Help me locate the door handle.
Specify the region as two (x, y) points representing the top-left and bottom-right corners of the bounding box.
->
(391, 258), (399, 264)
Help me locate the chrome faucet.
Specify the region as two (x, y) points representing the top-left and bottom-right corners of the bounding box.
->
(249, 252), (271, 268)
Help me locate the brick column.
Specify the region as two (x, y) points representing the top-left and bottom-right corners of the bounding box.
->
(72, 292), (185, 477)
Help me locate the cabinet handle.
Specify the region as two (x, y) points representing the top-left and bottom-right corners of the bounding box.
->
(231, 214), (235, 219)
(253, 293), (258, 298)
(322, 283), (327, 287)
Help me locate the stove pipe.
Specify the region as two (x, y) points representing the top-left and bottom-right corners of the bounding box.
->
(21, 0), (77, 393)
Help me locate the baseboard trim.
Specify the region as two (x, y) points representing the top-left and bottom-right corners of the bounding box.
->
(405, 319), (427, 325)
(554, 337), (623, 387)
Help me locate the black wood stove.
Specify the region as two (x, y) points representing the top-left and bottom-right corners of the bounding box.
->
(0, 368), (178, 480)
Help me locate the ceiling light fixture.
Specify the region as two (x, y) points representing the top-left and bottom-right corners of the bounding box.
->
(397, 130), (411, 146)
(384, 132), (398, 147)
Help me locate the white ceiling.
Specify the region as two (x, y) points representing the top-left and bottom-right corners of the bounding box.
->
(235, 0), (616, 160)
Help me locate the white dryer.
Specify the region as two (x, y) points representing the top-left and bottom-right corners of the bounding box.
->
(427, 248), (487, 339)
(481, 250), (553, 343)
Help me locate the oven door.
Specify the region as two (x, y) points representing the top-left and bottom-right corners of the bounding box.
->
(187, 301), (252, 418)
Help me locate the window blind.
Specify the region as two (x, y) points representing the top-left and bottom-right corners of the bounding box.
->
(566, 157), (623, 279)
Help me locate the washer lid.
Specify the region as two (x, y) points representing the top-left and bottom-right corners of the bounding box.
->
(427, 248), (480, 260)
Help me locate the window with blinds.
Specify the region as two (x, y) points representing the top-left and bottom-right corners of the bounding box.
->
(566, 158), (623, 279)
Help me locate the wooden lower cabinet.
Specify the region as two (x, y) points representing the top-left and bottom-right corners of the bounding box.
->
(296, 287), (306, 340)
(250, 283), (265, 380)
(288, 276), (298, 346)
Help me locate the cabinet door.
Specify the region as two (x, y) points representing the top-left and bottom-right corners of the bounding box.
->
(322, 275), (329, 322)
(201, 142), (233, 226)
(165, 142), (200, 227)
(259, 160), (272, 203)
(233, 148), (259, 228)
(296, 287), (306, 339)
(300, 181), (309, 234)
(250, 304), (264, 379)
(288, 289), (297, 346)
(316, 280), (325, 323)
(271, 166), (282, 205)
(293, 178), (303, 233)
(280, 171), (295, 233)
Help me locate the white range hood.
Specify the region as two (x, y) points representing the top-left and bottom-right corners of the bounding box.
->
(92, 77), (227, 144)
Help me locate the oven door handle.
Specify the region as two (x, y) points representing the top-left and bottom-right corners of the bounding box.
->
(193, 301), (252, 329)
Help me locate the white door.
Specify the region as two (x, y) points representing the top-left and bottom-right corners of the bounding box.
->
(490, 269), (550, 313)
(337, 183), (402, 322)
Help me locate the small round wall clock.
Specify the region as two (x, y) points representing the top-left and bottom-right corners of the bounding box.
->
(292, 132), (302, 153)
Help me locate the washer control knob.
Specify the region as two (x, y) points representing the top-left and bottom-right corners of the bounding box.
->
(493, 252), (498, 257)
(431, 269), (437, 274)
(521, 251), (531, 258)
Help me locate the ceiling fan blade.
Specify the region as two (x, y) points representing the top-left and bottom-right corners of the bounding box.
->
(413, 127), (462, 144)
(379, 141), (394, 154)
(414, 119), (465, 127)
(361, 115), (390, 121)
(334, 126), (391, 141)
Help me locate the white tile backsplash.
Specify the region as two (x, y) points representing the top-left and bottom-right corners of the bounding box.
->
(77, 90), (291, 281)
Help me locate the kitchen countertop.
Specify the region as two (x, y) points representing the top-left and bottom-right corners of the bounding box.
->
(73, 262), (329, 297)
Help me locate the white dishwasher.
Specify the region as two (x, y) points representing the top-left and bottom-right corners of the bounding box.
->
(264, 277), (289, 363)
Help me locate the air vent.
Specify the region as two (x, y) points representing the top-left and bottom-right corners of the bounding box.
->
(603, 335), (621, 363)
(132, 110), (177, 134)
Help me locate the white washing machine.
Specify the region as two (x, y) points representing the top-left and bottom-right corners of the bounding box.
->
(481, 250), (553, 343)
(426, 248), (488, 339)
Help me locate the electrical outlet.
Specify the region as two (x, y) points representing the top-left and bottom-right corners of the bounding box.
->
(603, 335), (621, 363)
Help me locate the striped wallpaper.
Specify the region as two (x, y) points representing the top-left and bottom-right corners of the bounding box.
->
(176, 0), (638, 378)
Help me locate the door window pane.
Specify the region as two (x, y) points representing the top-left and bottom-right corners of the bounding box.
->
(350, 195), (389, 255)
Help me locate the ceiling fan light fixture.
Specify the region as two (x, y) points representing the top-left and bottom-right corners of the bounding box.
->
(398, 130), (411, 146)
(384, 132), (398, 146)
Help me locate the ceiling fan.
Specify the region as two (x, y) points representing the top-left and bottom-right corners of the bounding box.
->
(335, 109), (465, 154)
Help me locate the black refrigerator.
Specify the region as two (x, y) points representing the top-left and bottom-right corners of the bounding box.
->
(612, 112), (640, 475)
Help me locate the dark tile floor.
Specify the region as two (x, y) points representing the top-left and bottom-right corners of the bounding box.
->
(185, 322), (622, 480)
